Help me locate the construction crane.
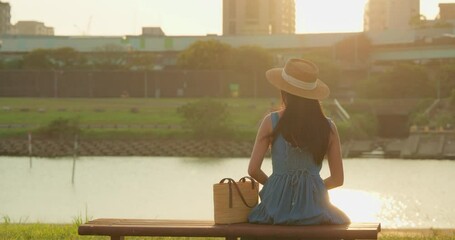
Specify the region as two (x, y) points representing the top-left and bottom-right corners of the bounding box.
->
(73, 16), (92, 36)
(85, 16), (92, 36)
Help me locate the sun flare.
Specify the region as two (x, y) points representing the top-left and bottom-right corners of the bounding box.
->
(329, 189), (382, 222)
(297, 0), (368, 33)
(329, 189), (415, 228)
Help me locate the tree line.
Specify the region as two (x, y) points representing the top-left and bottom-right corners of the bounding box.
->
(1, 37), (455, 99)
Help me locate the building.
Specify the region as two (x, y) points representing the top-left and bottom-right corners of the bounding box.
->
(142, 27), (165, 37)
(222, 0), (295, 35)
(438, 3), (455, 21)
(0, 1), (11, 35)
(364, 0), (419, 31)
(11, 21), (54, 35)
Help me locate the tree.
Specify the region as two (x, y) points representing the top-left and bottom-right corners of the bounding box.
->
(91, 44), (128, 69)
(231, 45), (273, 72)
(409, 14), (427, 29)
(359, 63), (434, 98)
(334, 33), (372, 63)
(22, 48), (85, 69)
(0, 59), (23, 69)
(439, 62), (455, 98)
(49, 47), (85, 68)
(303, 54), (341, 92)
(177, 39), (233, 70)
(125, 52), (155, 70)
(22, 49), (53, 69)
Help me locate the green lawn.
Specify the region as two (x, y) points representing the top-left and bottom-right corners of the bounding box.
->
(0, 98), (276, 125)
(0, 98), (278, 140)
(2, 97), (434, 141)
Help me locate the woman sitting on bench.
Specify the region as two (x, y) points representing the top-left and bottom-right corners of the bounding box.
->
(247, 58), (350, 225)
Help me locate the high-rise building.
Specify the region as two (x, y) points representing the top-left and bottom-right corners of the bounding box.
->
(11, 21), (54, 35)
(438, 3), (455, 21)
(0, 1), (11, 35)
(364, 0), (419, 31)
(223, 0), (295, 35)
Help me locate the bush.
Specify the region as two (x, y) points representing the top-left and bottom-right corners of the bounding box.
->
(177, 99), (232, 138)
(35, 118), (81, 140)
(336, 113), (378, 141)
(430, 111), (454, 129)
(450, 89), (455, 109)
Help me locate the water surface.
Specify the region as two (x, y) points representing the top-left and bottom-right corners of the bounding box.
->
(0, 156), (454, 228)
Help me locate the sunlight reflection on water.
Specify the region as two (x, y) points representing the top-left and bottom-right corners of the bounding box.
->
(329, 189), (414, 228)
(330, 189), (382, 223)
(329, 188), (446, 228)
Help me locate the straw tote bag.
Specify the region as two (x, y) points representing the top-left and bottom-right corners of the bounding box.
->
(213, 176), (259, 224)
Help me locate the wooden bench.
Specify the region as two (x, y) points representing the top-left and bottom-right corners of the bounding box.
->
(78, 219), (381, 240)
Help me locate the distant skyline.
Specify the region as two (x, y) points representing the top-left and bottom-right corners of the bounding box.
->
(5, 0), (455, 36)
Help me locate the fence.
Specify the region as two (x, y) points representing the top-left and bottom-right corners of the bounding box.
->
(0, 70), (278, 98)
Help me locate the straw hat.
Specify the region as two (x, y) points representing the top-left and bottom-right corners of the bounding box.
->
(266, 58), (330, 100)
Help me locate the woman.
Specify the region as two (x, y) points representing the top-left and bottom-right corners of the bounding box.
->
(247, 58), (350, 225)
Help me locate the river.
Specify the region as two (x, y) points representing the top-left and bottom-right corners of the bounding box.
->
(0, 156), (454, 229)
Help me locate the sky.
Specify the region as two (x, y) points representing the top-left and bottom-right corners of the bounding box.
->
(5, 0), (455, 36)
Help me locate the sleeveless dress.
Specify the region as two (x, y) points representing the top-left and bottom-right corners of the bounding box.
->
(248, 112), (350, 225)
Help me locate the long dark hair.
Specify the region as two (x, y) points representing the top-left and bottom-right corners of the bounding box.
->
(271, 91), (331, 165)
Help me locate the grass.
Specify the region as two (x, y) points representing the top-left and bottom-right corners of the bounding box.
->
(380, 229), (455, 240)
(0, 223), (454, 240)
(0, 98), (276, 141)
(0, 223), (223, 240)
(1, 213), (224, 240)
(0, 97), (438, 142)
(1, 214), (454, 240)
(0, 98), (275, 125)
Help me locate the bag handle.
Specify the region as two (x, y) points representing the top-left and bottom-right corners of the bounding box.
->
(239, 176), (257, 190)
(219, 177), (258, 209)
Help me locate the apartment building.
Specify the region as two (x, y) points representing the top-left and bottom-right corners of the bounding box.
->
(0, 1), (11, 35)
(438, 3), (455, 21)
(364, 0), (419, 31)
(223, 0), (295, 35)
(11, 21), (54, 35)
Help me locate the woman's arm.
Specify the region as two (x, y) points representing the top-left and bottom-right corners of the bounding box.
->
(248, 114), (273, 185)
(323, 121), (345, 190)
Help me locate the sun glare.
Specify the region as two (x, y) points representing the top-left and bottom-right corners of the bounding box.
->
(297, 0), (368, 33)
(330, 189), (381, 223)
(329, 189), (413, 228)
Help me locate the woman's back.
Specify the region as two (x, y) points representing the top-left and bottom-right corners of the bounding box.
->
(270, 112), (322, 176)
(248, 112), (349, 225)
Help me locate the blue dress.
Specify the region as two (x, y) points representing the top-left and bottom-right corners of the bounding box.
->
(248, 112), (350, 225)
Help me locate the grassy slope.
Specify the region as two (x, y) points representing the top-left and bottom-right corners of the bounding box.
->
(0, 98), (276, 140)
(0, 97), (438, 141)
(0, 98), (274, 124)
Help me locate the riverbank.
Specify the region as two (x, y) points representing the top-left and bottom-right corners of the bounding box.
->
(1, 97), (454, 159)
(2, 135), (455, 159)
(0, 138), (254, 158)
(1, 223), (454, 240)
(344, 132), (455, 159)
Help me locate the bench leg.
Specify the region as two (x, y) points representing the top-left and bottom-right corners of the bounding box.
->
(110, 236), (124, 240)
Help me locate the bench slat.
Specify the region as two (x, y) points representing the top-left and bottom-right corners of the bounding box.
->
(79, 219), (380, 239)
